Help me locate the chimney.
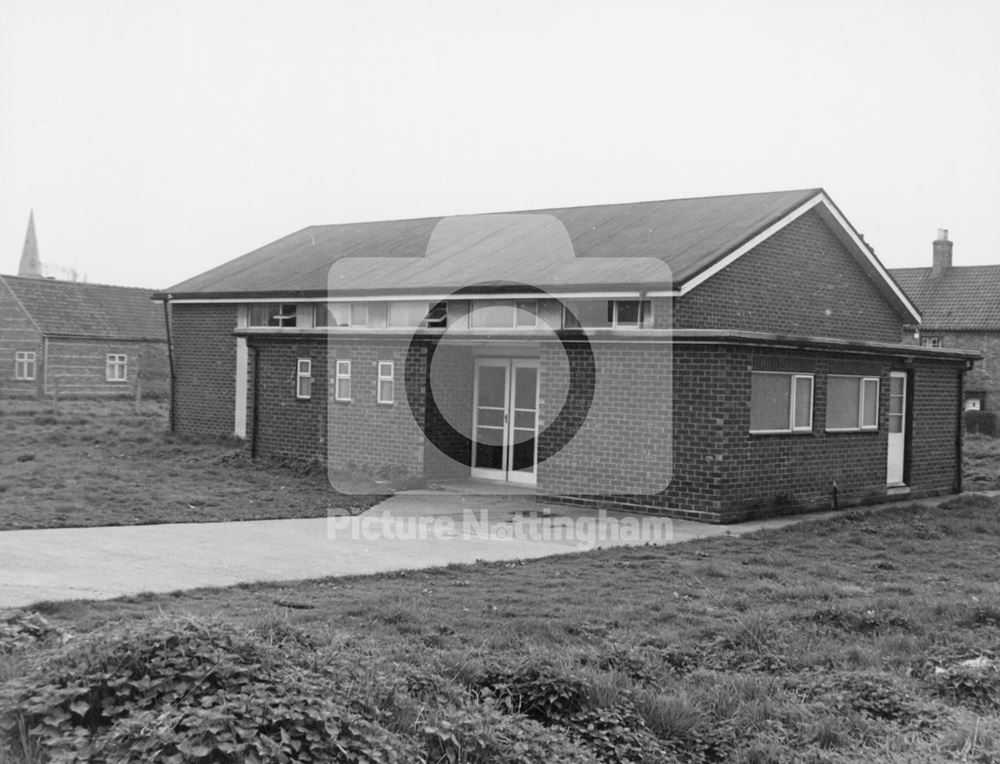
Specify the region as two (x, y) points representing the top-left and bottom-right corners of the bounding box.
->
(931, 228), (952, 277)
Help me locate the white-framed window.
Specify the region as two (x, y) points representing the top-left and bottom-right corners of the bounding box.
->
(469, 300), (536, 328)
(335, 360), (351, 401)
(563, 299), (652, 329)
(106, 354), (128, 382)
(249, 303), (298, 328)
(920, 336), (943, 348)
(750, 372), (814, 434)
(14, 351), (36, 381)
(826, 375), (880, 431)
(296, 358), (312, 399)
(377, 361), (395, 404)
(388, 301), (430, 328)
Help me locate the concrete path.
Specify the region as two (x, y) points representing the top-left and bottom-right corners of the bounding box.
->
(0, 490), (959, 609)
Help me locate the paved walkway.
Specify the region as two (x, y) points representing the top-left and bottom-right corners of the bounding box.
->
(0, 490), (959, 609)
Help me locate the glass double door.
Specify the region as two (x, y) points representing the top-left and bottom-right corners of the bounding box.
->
(471, 358), (539, 485)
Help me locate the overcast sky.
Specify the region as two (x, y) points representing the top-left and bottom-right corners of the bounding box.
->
(1, 0), (998, 288)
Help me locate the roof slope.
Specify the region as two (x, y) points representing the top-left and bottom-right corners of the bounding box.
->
(0, 275), (167, 341)
(165, 189), (823, 296)
(890, 266), (1000, 330)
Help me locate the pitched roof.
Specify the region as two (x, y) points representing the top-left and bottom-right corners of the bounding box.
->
(0, 275), (167, 341)
(165, 189), (821, 296)
(160, 188), (918, 323)
(890, 266), (1000, 330)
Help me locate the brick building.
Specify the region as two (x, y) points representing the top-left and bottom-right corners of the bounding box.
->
(892, 231), (1000, 414)
(158, 189), (975, 522)
(0, 274), (169, 398)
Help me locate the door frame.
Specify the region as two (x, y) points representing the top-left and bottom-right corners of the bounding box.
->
(886, 370), (908, 486)
(470, 357), (540, 485)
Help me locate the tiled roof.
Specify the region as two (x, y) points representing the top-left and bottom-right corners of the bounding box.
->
(164, 189), (825, 296)
(890, 266), (1000, 330)
(0, 275), (167, 341)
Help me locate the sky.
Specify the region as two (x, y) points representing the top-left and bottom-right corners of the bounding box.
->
(1, 0), (998, 288)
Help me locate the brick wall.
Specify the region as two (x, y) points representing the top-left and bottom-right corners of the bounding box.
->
(423, 341), (474, 479)
(670, 209), (905, 343)
(912, 331), (998, 411)
(539, 342), (964, 522)
(171, 303), (239, 437)
(909, 359), (962, 493)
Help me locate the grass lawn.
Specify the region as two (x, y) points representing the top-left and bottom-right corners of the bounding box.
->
(3, 494), (1000, 762)
(0, 398), (376, 530)
(966, 433), (1000, 492)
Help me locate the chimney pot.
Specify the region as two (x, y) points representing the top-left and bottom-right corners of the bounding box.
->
(931, 228), (953, 276)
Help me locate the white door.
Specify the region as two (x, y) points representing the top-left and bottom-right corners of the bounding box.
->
(471, 358), (539, 485)
(886, 371), (907, 485)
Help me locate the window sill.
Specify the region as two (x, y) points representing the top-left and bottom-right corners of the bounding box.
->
(749, 429), (814, 436)
(824, 428), (879, 434)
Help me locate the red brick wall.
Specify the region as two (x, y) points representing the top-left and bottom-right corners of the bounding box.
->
(670, 209), (905, 343)
(171, 303), (239, 437)
(909, 359), (963, 492)
(910, 331), (998, 412)
(423, 342), (474, 479)
(0, 278), (43, 397)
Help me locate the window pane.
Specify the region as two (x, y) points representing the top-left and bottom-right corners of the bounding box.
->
(388, 301), (429, 327)
(368, 302), (387, 328)
(320, 304), (350, 327)
(471, 301), (515, 328)
(378, 379), (394, 403)
(862, 379), (879, 428)
(616, 300), (641, 325)
(514, 300), (537, 328)
(350, 303), (369, 326)
(750, 373), (791, 431)
(298, 377), (312, 398)
(793, 377), (813, 429)
(827, 377), (861, 429)
(338, 379), (351, 400)
(426, 303), (448, 327)
(564, 300), (612, 328)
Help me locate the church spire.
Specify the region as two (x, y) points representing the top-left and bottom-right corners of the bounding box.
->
(18, 210), (42, 277)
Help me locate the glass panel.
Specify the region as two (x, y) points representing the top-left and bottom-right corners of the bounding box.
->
(338, 379), (351, 400)
(563, 300), (613, 328)
(248, 304), (271, 326)
(750, 373), (791, 431)
(298, 377), (312, 398)
(388, 301), (429, 327)
(512, 438), (536, 472)
(514, 300), (537, 328)
(368, 302), (388, 328)
(889, 394), (904, 415)
(890, 376), (904, 396)
(862, 379), (879, 427)
(471, 301), (515, 328)
(476, 408), (505, 429)
(476, 366), (507, 408)
(378, 379), (394, 403)
(888, 415), (903, 434)
(827, 377), (860, 429)
(513, 367), (537, 410)
(319, 304), (350, 327)
(514, 409), (536, 429)
(474, 428), (504, 470)
(350, 303), (369, 326)
(426, 303), (448, 327)
(616, 300), (641, 326)
(793, 377), (813, 429)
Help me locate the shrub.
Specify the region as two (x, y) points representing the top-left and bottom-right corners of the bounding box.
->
(0, 617), (410, 763)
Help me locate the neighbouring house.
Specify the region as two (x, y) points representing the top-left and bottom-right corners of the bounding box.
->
(0, 274), (169, 398)
(157, 188), (976, 522)
(891, 230), (1000, 421)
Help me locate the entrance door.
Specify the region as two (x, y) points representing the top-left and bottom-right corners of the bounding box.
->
(471, 358), (539, 485)
(887, 371), (907, 485)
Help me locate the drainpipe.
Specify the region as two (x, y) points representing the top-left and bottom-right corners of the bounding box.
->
(956, 363), (968, 493)
(250, 345), (261, 459)
(162, 295), (176, 433)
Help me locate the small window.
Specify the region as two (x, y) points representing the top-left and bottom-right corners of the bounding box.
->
(612, 300), (652, 328)
(826, 376), (880, 431)
(15, 351), (36, 381)
(296, 359), (312, 399)
(335, 360), (351, 401)
(388, 301), (429, 328)
(249, 304), (297, 327)
(377, 361), (395, 404)
(425, 302), (448, 328)
(920, 336), (943, 348)
(750, 372), (814, 433)
(106, 354), (128, 382)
